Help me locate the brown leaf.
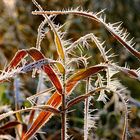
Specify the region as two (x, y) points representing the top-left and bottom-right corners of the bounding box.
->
(27, 48), (63, 94)
(0, 121), (21, 130)
(6, 50), (27, 71)
(66, 65), (106, 93)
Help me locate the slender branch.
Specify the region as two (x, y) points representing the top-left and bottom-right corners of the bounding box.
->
(61, 92), (66, 140)
(0, 105), (60, 121)
(84, 77), (90, 140)
(115, 91), (128, 140)
(66, 87), (107, 110)
(61, 58), (67, 140)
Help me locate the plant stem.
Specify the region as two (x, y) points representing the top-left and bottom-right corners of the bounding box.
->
(62, 92), (66, 140)
(84, 77), (90, 140)
(61, 60), (67, 140)
(14, 76), (23, 139)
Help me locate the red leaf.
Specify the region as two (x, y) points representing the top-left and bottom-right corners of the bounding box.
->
(0, 121), (21, 130)
(27, 48), (62, 94)
(66, 65), (106, 93)
(6, 50), (27, 71)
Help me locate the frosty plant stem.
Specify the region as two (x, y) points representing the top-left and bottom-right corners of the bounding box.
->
(84, 77), (90, 140)
(61, 59), (67, 140)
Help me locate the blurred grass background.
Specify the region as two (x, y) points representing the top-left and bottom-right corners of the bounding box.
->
(0, 0), (140, 139)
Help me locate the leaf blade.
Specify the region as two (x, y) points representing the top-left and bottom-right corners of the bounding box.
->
(54, 34), (65, 60)
(6, 50), (27, 71)
(27, 48), (63, 94)
(0, 121), (21, 130)
(66, 65), (106, 93)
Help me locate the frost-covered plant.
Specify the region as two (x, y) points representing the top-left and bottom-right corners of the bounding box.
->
(0, 0), (140, 140)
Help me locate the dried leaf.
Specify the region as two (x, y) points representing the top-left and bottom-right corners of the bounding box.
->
(66, 65), (106, 93)
(6, 50), (27, 71)
(27, 48), (63, 94)
(0, 121), (21, 130)
(110, 64), (140, 80)
(67, 87), (106, 109)
(104, 24), (140, 60)
(54, 34), (65, 60)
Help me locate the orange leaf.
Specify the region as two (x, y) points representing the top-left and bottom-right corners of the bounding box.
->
(6, 50), (27, 71)
(22, 91), (61, 140)
(66, 65), (106, 93)
(1, 48), (63, 139)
